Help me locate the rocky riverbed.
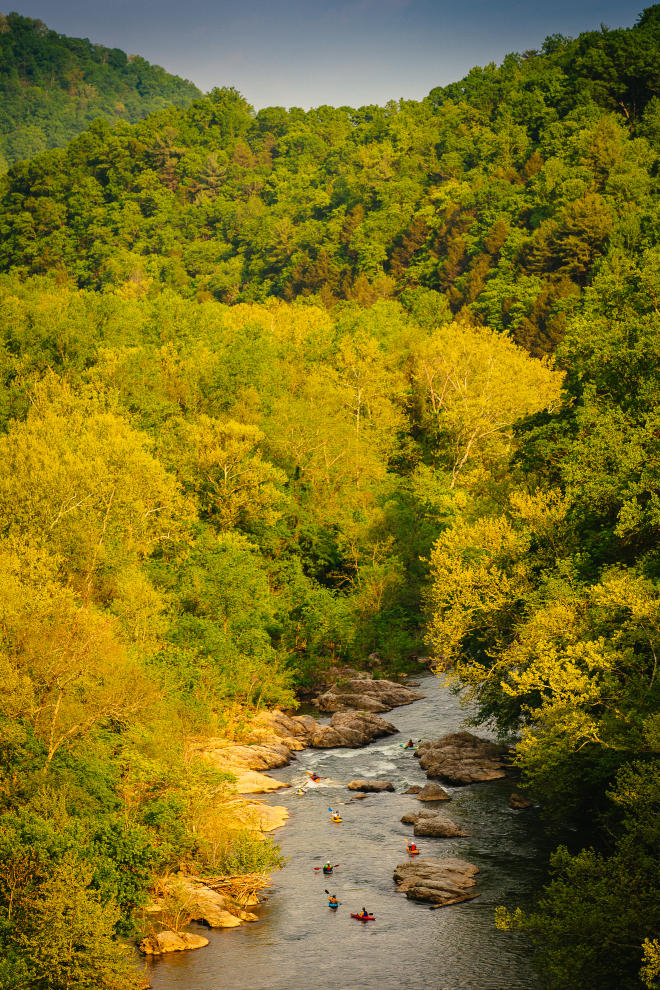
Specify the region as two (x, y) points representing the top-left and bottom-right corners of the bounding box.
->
(146, 674), (547, 990)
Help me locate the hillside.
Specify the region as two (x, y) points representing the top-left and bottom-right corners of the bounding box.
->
(0, 11), (201, 167)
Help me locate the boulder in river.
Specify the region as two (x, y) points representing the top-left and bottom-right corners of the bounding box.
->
(393, 857), (479, 906)
(509, 791), (533, 810)
(404, 785), (422, 794)
(347, 779), (395, 792)
(315, 675), (424, 714)
(417, 782), (451, 802)
(413, 815), (467, 838)
(416, 732), (509, 785)
(140, 931), (209, 954)
(401, 809), (467, 837)
(309, 711), (397, 748)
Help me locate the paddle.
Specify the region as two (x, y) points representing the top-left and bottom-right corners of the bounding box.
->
(324, 889), (341, 904)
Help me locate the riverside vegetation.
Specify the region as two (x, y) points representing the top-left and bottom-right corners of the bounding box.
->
(0, 5), (658, 990)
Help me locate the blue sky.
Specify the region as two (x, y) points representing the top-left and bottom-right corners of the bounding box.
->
(7, 0), (647, 108)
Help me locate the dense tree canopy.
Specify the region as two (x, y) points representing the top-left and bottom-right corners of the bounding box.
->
(1, 8), (658, 354)
(0, 7), (659, 990)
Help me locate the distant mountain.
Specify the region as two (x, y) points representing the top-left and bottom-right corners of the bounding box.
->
(0, 11), (202, 167)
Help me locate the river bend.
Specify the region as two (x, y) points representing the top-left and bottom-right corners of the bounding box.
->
(148, 675), (547, 990)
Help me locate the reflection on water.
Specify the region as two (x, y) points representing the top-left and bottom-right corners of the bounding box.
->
(148, 676), (547, 990)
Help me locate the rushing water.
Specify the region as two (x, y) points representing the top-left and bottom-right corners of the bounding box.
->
(148, 675), (548, 990)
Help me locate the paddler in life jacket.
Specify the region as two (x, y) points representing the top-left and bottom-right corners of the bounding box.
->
(322, 862), (333, 874)
(328, 894), (339, 909)
(406, 841), (418, 854)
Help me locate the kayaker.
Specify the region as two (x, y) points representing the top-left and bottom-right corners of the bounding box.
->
(405, 739), (415, 748)
(328, 894), (339, 908)
(406, 841), (418, 853)
(360, 906), (369, 919)
(323, 863), (333, 874)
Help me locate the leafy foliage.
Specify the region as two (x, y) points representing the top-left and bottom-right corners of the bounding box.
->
(1, 8), (659, 990)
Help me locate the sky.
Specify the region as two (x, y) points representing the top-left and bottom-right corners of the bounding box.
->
(6, 0), (648, 108)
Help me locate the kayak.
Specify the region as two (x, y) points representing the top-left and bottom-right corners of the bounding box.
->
(407, 848), (420, 856)
(322, 868), (334, 874)
(331, 816), (342, 823)
(351, 913), (375, 922)
(328, 902), (339, 910)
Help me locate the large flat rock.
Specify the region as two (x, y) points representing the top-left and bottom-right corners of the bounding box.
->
(250, 710), (319, 749)
(315, 675), (424, 714)
(416, 732), (509, 785)
(401, 809), (467, 837)
(417, 782), (452, 801)
(191, 740), (294, 794)
(347, 779), (395, 792)
(147, 877), (258, 931)
(393, 857), (479, 906)
(140, 931), (209, 954)
(310, 711), (397, 748)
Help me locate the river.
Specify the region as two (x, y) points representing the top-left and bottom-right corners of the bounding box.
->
(148, 674), (549, 990)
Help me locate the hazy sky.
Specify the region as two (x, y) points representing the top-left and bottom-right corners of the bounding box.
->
(7, 0), (647, 108)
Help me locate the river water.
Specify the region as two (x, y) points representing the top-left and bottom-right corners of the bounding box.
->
(148, 675), (548, 990)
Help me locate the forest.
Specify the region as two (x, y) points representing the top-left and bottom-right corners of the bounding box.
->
(0, 12), (200, 167)
(0, 5), (658, 990)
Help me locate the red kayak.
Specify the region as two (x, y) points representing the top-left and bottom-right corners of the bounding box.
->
(351, 913), (375, 922)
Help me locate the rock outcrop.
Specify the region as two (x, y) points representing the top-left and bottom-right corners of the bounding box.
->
(251, 710), (319, 749)
(416, 732), (509, 785)
(315, 674), (424, 714)
(310, 711), (397, 748)
(188, 883), (258, 928)
(189, 709), (324, 794)
(146, 877), (258, 933)
(140, 931), (209, 954)
(417, 782), (451, 802)
(393, 857), (479, 906)
(191, 739), (295, 794)
(401, 809), (467, 837)
(347, 779), (395, 792)
(233, 802), (289, 832)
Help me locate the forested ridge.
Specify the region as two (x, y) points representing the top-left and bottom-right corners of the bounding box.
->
(0, 12), (201, 168)
(1, 6), (659, 354)
(0, 6), (659, 990)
